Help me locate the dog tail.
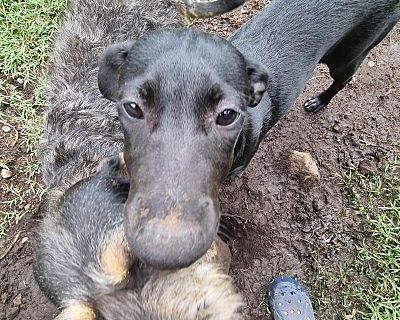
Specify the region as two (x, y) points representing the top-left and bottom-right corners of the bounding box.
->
(40, 0), (181, 188)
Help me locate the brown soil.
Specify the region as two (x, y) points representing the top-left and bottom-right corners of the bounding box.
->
(1, 1), (399, 319)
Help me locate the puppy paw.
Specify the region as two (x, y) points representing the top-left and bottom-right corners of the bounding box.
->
(304, 96), (327, 113)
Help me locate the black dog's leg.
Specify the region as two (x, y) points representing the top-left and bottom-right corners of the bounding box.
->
(304, 53), (368, 113)
(304, 17), (398, 114)
(304, 79), (350, 113)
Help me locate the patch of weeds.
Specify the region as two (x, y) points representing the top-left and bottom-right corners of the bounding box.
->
(23, 157), (46, 198)
(337, 159), (400, 319)
(0, 210), (25, 240)
(0, 167), (45, 240)
(1, 184), (24, 209)
(7, 87), (44, 153)
(0, 184), (26, 239)
(0, 0), (65, 239)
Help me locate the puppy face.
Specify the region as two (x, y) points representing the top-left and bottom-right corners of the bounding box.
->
(98, 28), (267, 269)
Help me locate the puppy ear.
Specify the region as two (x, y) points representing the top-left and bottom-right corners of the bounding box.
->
(98, 41), (134, 101)
(246, 60), (268, 107)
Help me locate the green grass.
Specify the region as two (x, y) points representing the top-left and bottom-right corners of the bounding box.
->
(0, 0), (66, 240)
(337, 159), (400, 319)
(0, 0), (66, 82)
(4, 84), (46, 152)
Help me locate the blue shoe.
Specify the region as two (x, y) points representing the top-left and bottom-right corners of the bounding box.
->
(266, 276), (315, 320)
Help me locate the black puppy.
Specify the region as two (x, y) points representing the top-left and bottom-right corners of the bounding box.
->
(34, 157), (242, 320)
(98, 29), (268, 269)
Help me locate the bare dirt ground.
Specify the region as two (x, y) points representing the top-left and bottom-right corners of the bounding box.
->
(1, 1), (399, 319)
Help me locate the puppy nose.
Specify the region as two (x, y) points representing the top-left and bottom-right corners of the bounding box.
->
(124, 195), (218, 269)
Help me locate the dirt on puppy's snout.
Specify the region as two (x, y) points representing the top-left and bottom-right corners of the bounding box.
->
(147, 205), (183, 232)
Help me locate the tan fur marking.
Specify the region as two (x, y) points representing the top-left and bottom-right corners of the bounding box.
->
(56, 301), (96, 320)
(100, 228), (131, 284)
(148, 204), (183, 231)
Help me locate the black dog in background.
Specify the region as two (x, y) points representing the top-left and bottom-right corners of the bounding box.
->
(228, 0), (400, 175)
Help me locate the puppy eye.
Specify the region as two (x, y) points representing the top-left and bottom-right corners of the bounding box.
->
(216, 109), (239, 126)
(123, 102), (143, 119)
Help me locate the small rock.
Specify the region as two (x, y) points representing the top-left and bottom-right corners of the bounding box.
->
(12, 294), (22, 306)
(24, 204), (31, 211)
(5, 307), (19, 320)
(21, 237), (29, 244)
(1, 125), (11, 133)
(1, 292), (10, 304)
(367, 60), (376, 67)
(252, 281), (261, 293)
(312, 198), (325, 211)
(332, 122), (342, 133)
(17, 281), (27, 291)
(1, 169), (13, 179)
(16, 78), (24, 84)
(288, 151), (320, 183)
(358, 159), (378, 175)
(252, 259), (261, 268)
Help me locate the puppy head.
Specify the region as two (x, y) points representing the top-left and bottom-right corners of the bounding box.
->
(98, 28), (267, 269)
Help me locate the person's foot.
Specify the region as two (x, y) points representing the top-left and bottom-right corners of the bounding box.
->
(266, 276), (315, 320)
